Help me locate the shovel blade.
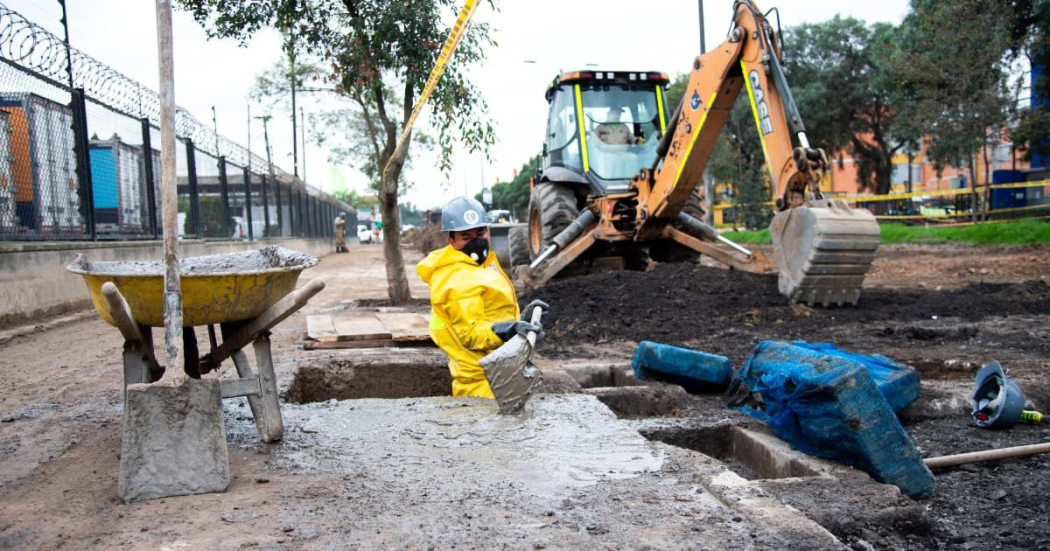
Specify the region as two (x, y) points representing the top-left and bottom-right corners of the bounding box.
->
(480, 335), (543, 414)
(117, 379), (229, 502)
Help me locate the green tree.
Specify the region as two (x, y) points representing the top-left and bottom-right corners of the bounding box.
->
(888, 0), (1018, 220)
(478, 154), (539, 217)
(250, 54), (431, 194)
(1004, 1), (1050, 162)
(178, 0), (497, 303)
(784, 17), (903, 195)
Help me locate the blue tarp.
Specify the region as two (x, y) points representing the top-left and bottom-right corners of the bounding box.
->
(731, 340), (933, 498)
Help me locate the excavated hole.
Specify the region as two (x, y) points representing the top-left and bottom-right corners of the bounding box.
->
(560, 362), (646, 389)
(285, 353), (452, 403)
(640, 424), (823, 481)
(908, 358), (981, 380)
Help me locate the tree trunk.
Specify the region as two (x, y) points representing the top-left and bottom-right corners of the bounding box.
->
(380, 140), (411, 304)
(969, 154), (979, 224)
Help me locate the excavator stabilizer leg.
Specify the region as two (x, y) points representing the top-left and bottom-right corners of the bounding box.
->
(769, 199), (879, 306)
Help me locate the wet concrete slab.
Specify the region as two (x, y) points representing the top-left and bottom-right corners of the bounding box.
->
(274, 394), (665, 497)
(223, 394), (843, 548)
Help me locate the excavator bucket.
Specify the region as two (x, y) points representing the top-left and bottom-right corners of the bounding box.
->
(770, 199), (879, 306)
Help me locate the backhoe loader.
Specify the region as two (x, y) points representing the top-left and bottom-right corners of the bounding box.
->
(506, 0), (879, 306)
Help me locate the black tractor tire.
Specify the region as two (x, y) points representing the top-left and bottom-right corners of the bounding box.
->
(622, 245), (651, 271)
(680, 188), (707, 221)
(528, 183), (578, 259)
(649, 189), (706, 263)
(507, 226), (531, 270)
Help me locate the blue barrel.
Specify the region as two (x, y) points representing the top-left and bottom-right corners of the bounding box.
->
(631, 341), (732, 391)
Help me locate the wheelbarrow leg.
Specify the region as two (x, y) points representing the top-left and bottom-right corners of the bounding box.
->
(251, 333), (283, 442)
(102, 282), (165, 401)
(229, 333), (283, 442)
(183, 326), (201, 379)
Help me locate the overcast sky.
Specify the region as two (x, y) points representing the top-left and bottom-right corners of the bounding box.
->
(5, 0), (910, 210)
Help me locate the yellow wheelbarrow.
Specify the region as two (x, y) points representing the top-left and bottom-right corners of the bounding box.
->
(68, 245), (325, 442)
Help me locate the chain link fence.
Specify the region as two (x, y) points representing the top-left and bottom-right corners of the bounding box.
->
(0, 3), (350, 242)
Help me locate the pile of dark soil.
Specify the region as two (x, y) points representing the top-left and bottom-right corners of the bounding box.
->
(404, 226), (446, 255)
(523, 262), (1050, 362)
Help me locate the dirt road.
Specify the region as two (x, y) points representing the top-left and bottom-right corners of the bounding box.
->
(0, 240), (1048, 548)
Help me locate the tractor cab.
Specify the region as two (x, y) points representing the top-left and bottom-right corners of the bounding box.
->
(541, 70), (670, 197)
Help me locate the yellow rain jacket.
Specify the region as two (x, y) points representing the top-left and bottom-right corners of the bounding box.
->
(416, 244), (520, 398)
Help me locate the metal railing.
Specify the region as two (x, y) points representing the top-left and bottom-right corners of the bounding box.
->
(0, 3), (351, 241)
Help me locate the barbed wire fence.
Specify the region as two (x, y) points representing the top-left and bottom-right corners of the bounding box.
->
(0, 3), (351, 241)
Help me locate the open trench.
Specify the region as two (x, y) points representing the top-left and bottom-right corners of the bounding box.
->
(274, 346), (961, 549)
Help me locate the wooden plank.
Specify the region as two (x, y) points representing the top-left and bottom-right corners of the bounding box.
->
(306, 314), (340, 343)
(220, 376), (262, 399)
(332, 314), (392, 341)
(302, 338), (435, 350)
(375, 312), (430, 342)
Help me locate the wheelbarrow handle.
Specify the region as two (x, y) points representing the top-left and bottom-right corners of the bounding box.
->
(102, 282), (151, 348)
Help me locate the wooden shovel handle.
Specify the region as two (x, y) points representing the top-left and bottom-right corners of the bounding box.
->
(924, 442), (1050, 469)
(526, 306), (543, 347)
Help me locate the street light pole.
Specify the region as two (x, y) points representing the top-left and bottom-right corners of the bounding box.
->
(287, 34), (299, 178)
(255, 115), (275, 177)
(211, 106), (220, 155)
(700, 0), (714, 224)
(698, 0), (706, 54)
(300, 106), (307, 183)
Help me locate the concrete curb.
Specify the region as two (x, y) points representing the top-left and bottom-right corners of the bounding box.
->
(0, 309), (97, 346)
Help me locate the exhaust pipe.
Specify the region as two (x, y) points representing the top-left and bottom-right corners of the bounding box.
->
(676, 212), (752, 256)
(529, 209), (597, 269)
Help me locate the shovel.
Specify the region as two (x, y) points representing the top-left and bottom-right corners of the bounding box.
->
(480, 307), (544, 414)
(117, 0), (229, 502)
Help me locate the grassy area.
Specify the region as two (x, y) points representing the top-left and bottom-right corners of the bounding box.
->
(722, 218), (1050, 245)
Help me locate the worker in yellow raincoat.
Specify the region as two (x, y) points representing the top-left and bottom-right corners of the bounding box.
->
(416, 197), (548, 398)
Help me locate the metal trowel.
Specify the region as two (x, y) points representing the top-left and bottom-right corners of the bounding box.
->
(480, 308), (544, 414)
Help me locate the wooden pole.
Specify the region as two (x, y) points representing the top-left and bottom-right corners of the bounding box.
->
(924, 442), (1050, 469)
(155, 0), (184, 379)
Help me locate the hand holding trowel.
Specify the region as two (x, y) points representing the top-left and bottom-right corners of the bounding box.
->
(481, 300), (548, 414)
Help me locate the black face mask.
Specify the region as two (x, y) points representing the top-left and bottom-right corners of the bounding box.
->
(461, 237), (489, 265)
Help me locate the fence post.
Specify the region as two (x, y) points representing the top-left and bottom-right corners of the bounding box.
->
(312, 196), (319, 237)
(140, 117), (159, 238)
(185, 139), (202, 238)
(284, 184), (293, 238)
(274, 180), (283, 237)
(306, 194), (315, 235)
(296, 189), (304, 237)
(261, 173), (271, 238)
(70, 88), (95, 240)
(243, 168), (253, 240)
(218, 156), (230, 239)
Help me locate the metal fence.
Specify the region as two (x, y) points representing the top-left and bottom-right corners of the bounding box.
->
(0, 4), (350, 242)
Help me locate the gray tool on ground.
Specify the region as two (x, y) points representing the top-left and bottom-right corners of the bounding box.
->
(480, 307), (544, 414)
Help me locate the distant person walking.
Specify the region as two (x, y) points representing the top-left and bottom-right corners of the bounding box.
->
(334, 212), (347, 253)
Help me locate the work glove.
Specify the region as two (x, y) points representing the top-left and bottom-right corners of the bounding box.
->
(520, 299), (549, 322)
(491, 320), (544, 344)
